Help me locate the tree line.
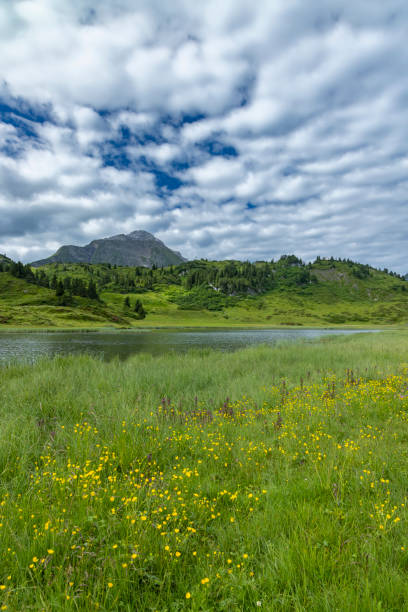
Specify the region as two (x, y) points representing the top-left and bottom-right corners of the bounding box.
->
(1, 255), (406, 314)
(0, 260), (100, 300)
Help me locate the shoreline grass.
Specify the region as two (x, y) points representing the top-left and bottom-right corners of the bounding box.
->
(1, 332), (408, 609)
(0, 322), (402, 334)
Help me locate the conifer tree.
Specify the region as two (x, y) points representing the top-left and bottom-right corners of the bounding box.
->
(55, 280), (64, 297)
(87, 280), (98, 300)
(50, 274), (58, 290)
(134, 299), (146, 319)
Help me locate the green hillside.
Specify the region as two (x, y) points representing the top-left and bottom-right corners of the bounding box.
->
(1, 256), (407, 328)
(0, 273), (142, 328)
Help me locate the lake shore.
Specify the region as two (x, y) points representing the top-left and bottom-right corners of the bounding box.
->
(0, 327), (383, 364)
(0, 321), (401, 333)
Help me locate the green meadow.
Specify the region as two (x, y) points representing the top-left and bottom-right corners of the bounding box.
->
(1, 331), (408, 609)
(1, 256), (408, 329)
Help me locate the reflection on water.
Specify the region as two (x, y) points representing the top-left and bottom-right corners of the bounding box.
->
(0, 328), (379, 365)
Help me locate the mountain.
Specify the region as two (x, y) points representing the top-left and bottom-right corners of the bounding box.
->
(30, 230), (186, 268)
(0, 254), (12, 264)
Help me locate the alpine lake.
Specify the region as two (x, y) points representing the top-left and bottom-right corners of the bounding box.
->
(0, 327), (380, 364)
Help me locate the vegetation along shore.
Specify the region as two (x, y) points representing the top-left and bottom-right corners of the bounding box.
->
(1, 331), (408, 609)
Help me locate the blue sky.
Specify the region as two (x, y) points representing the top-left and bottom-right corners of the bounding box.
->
(1, 0), (407, 271)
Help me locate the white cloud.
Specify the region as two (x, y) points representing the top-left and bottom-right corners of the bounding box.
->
(140, 143), (181, 165)
(186, 158), (243, 189)
(109, 111), (155, 132)
(0, 0), (407, 271)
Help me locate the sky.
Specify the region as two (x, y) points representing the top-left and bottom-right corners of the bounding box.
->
(0, 0), (407, 271)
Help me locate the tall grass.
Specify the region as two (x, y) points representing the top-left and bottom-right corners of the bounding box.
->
(1, 331), (408, 610)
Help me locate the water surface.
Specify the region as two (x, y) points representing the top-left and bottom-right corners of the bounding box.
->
(0, 328), (378, 364)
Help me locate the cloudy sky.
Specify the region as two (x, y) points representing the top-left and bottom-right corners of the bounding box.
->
(1, 1), (407, 271)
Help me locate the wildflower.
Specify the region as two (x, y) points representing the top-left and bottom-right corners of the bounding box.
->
(108, 582), (113, 588)
(186, 592), (191, 599)
(201, 577), (209, 584)
(47, 549), (54, 555)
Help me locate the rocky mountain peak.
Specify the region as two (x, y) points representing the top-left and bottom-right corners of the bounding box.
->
(30, 230), (186, 268)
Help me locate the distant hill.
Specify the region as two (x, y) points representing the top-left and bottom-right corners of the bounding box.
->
(30, 230), (186, 268)
(2, 253), (408, 328)
(0, 254), (12, 264)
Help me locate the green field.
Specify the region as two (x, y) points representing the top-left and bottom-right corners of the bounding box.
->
(1, 256), (408, 329)
(2, 332), (408, 609)
(0, 273), (132, 329)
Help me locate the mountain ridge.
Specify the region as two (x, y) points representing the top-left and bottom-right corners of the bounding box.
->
(30, 230), (186, 268)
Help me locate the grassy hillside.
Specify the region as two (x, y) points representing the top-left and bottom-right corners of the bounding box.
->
(1, 256), (407, 328)
(0, 273), (139, 328)
(2, 332), (408, 609)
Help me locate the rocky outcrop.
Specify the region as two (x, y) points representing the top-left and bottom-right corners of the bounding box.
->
(30, 230), (186, 268)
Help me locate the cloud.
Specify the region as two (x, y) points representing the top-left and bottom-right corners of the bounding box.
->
(0, 0), (407, 271)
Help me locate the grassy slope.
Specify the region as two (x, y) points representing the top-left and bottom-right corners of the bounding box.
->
(0, 273), (135, 328)
(101, 262), (408, 327)
(1, 260), (408, 329)
(2, 332), (408, 609)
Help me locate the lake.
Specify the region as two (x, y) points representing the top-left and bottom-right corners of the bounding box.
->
(0, 328), (379, 364)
